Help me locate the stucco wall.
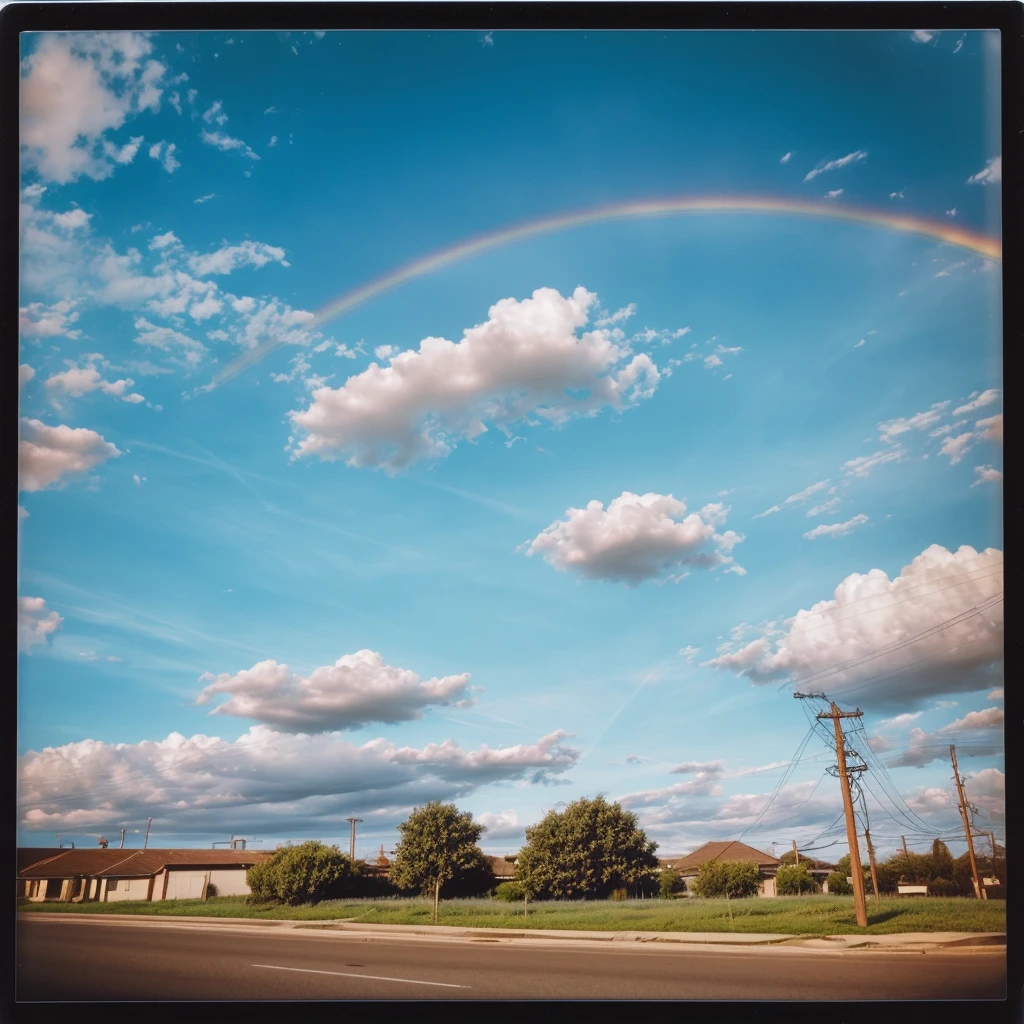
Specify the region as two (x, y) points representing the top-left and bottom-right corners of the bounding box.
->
(104, 877), (151, 902)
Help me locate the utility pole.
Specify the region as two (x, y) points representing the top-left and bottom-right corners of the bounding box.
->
(119, 829), (126, 850)
(950, 745), (983, 899)
(143, 817), (152, 851)
(792, 840), (799, 865)
(864, 829), (880, 900)
(345, 818), (363, 862)
(798, 695), (868, 928)
(901, 836), (911, 878)
(988, 831), (1000, 882)
(56, 833), (62, 849)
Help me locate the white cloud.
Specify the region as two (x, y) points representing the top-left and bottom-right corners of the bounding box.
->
(988, 688), (1003, 700)
(842, 447), (905, 477)
(201, 130), (260, 161)
(939, 432), (975, 464)
(19, 365), (36, 390)
(194, 193), (217, 204)
(148, 230), (179, 251)
(19, 300), (82, 340)
(594, 303), (636, 327)
(148, 140), (179, 173)
(911, 30), (934, 42)
(19, 506), (30, 520)
(966, 156), (1001, 185)
(44, 355), (145, 405)
(53, 208), (92, 231)
(269, 135), (278, 147)
(803, 513), (869, 540)
(187, 240), (288, 277)
(189, 294), (224, 321)
(705, 543), (1003, 708)
(196, 650), (477, 731)
(524, 491), (744, 586)
(19, 418), (121, 492)
(965, 767), (1004, 824)
(133, 317), (206, 367)
(889, 190), (905, 199)
(678, 645), (701, 662)
(133, 474), (145, 486)
(946, 208), (957, 218)
(878, 401), (949, 443)
(823, 189), (843, 199)
(886, 708), (1004, 769)
(804, 150), (867, 182)
(971, 465), (1002, 487)
(19, 596), (64, 652)
(953, 38), (964, 54)
(703, 353), (723, 368)
(476, 810), (522, 840)
(975, 414), (1002, 443)
(373, 345), (396, 360)
(753, 505), (781, 520)
(780, 152), (792, 164)
(877, 711), (923, 730)
(202, 100), (228, 126)
(288, 287), (660, 472)
(806, 497), (841, 518)
(754, 480), (830, 520)
(20, 33), (166, 183)
(18, 726), (580, 834)
(953, 389), (1000, 416)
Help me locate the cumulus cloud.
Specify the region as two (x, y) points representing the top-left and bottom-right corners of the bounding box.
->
(804, 150), (867, 182)
(966, 156), (1001, 185)
(975, 414), (1002, 444)
(953, 390), (1000, 416)
(939, 432), (975, 465)
(20, 32), (166, 183)
(19, 299), (81, 339)
(19, 418), (122, 492)
(188, 241), (288, 277)
(965, 767), (1004, 823)
(196, 650), (477, 731)
(878, 402), (949, 443)
(524, 492), (744, 586)
(18, 726), (580, 834)
(133, 318), (206, 367)
(971, 465), (1002, 487)
(19, 596), (64, 652)
(288, 287), (660, 472)
(704, 543), (1003, 708)
(148, 140), (180, 173)
(20, 364), (36, 389)
(803, 513), (869, 540)
(44, 354), (145, 405)
(476, 809), (521, 840)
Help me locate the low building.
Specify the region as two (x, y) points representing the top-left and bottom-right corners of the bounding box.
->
(18, 848), (272, 903)
(486, 855), (518, 883)
(665, 841), (782, 897)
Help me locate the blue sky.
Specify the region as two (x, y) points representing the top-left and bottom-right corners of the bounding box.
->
(18, 29), (1003, 864)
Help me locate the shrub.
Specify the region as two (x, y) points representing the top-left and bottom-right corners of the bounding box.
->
(609, 888), (628, 901)
(691, 861), (760, 899)
(929, 878), (955, 897)
(659, 867), (684, 899)
(493, 881), (526, 902)
(204, 882), (218, 899)
(246, 841), (359, 906)
(775, 864), (820, 896)
(826, 871), (852, 895)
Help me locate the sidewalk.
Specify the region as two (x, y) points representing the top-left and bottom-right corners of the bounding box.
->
(20, 913), (1006, 952)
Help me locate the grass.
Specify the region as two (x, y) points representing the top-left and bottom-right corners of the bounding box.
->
(18, 894), (1006, 935)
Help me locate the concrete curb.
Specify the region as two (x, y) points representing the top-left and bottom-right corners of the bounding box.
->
(18, 913), (1005, 952)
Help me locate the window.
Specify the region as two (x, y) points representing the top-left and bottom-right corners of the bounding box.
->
(108, 879), (118, 891)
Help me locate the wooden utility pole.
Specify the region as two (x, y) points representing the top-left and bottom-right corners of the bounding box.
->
(988, 831), (1000, 881)
(950, 745), (983, 899)
(119, 829), (126, 850)
(792, 840), (799, 865)
(143, 817), (152, 850)
(864, 829), (880, 900)
(813, 699), (869, 928)
(901, 836), (911, 879)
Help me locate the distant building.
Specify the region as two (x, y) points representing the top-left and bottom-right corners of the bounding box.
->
(18, 848), (271, 903)
(663, 841), (782, 897)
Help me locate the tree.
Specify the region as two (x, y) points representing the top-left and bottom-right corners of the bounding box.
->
(389, 802), (485, 922)
(690, 861), (761, 899)
(826, 871), (852, 895)
(514, 795), (659, 901)
(660, 867), (684, 899)
(439, 846), (495, 898)
(246, 841), (360, 906)
(931, 840), (954, 880)
(775, 864), (821, 896)
(494, 881), (526, 902)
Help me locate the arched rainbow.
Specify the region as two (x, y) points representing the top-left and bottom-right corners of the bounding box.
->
(208, 195), (1002, 389)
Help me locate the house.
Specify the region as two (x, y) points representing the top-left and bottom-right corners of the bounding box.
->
(665, 841), (782, 897)
(18, 848), (272, 903)
(486, 855), (518, 882)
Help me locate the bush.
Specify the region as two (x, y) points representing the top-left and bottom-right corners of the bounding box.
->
(691, 861), (760, 899)
(929, 878), (955, 897)
(246, 841), (360, 906)
(493, 881), (526, 902)
(204, 882), (218, 899)
(659, 867), (684, 899)
(609, 888), (628, 901)
(826, 872), (852, 895)
(775, 864), (820, 896)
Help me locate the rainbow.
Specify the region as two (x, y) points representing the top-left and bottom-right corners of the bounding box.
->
(208, 195), (1002, 389)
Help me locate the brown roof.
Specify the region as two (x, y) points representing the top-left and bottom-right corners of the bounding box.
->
(19, 849), (68, 873)
(486, 855), (517, 878)
(668, 841), (780, 874)
(18, 848), (273, 879)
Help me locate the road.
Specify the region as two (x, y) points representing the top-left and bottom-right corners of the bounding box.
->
(17, 916), (1006, 1001)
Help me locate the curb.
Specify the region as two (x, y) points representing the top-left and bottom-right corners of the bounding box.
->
(18, 913), (1005, 952)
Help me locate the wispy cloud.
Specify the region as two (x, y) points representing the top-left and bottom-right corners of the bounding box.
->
(804, 150), (867, 182)
(966, 156), (1001, 186)
(803, 513), (868, 540)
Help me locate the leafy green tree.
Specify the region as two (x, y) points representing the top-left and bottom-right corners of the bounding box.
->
(775, 863), (820, 895)
(931, 840), (954, 880)
(514, 796), (659, 901)
(389, 802), (485, 921)
(439, 846), (495, 898)
(659, 867), (684, 899)
(690, 861), (761, 899)
(246, 841), (360, 906)
(826, 871), (852, 895)
(493, 881), (526, 902)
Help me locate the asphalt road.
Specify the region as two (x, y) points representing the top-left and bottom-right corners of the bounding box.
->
(17, 917), (1006, 1002)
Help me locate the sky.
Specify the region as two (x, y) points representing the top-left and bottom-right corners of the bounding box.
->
(17, 29), (1003, 866)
